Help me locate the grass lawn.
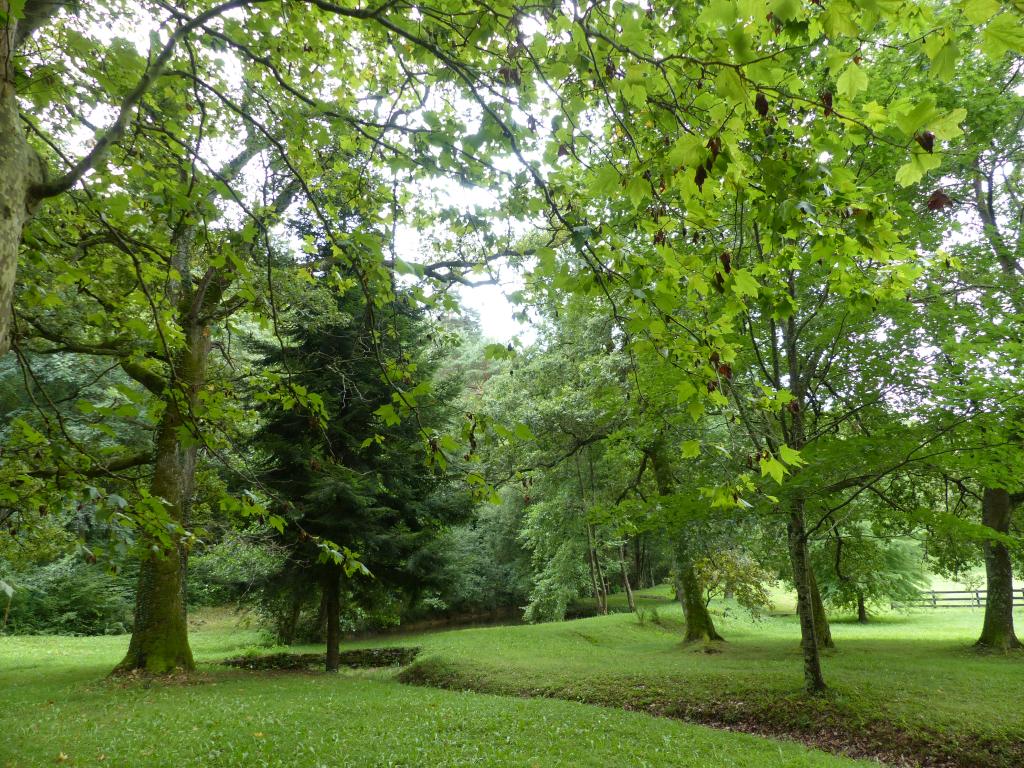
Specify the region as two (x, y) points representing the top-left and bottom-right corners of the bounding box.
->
(394, 588), (1024, 767)
(1, 612), (870, 768)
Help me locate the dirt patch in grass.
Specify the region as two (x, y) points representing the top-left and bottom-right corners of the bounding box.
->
(223, 647), (420, 671)
(399, 656), (1023, 768)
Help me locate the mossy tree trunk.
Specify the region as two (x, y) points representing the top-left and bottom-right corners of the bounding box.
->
(0, 2), (70, 355)
(673, 548), (723, 643)
(976, 488), (1021, 651)
(647, 440), (723, 642)
(116, 318), (212, 674)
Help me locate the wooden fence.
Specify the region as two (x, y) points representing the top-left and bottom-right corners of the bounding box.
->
(901, 589), (1024, 608)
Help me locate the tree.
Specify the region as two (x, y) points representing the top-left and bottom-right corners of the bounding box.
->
(811, 523), (928, 623)
(255, 281), (471, 670)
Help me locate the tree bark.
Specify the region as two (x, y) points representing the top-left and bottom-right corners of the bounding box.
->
(281, 589), (304, 645)
(646, 440), (723, 642)
(586, 524), (607, 614)
(116, 319), (211, 674)
(673, 547), (723, 642)
(971, 168), (1022, 651)
(788, 499), (827, 693)
(976, 488), (1021, 650)
(857, 592), (868, 624)
(0, 70), (45, 356)
(808, 566), (834, 648)
(324, 566), (341, 672)
(619, 544), (636, 612)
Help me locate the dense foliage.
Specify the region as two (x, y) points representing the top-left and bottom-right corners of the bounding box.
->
(1, 0), (1022, 702)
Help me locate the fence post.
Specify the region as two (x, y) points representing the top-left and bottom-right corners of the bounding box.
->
(976, 590), (982, 607)
(931, 591), (937, 608)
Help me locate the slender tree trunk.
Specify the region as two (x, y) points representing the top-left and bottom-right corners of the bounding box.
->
(787, 498), (827, 693)
(586, 525), (607, 614)
(595, 544), (609, 613)
(857, 592), (868, 624)
(976, 488), (1021, 650)
(324, 566), (341, 671)
(808, 567), (834, 648)
(619, 544), (636, 612)
(314, 585), (328, 643)
(633, 535), (647, 589)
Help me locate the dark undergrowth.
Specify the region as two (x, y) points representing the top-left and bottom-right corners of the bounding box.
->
(223, 646), (420, 670)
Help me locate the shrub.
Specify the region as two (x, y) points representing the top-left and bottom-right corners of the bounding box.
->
(1, 556), (133, 635)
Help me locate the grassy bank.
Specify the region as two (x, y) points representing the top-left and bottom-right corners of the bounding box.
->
(397, 590), (1024, 767)
(1, 613), (868, 768)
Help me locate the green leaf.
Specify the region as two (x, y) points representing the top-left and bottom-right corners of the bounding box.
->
(760, 455), (787, 485)
(592, 164), (620, 195)
(731, 268), (761, 298)
(513, 423), (536, 441)
(930, 108), (967, 141)
(373, 403), (400, 426)
(681, 440), (701, 459)
(891, 96), (938, 135)
(983, 14), (1024, 59)
(778, 445), (805, 466)
(627, 176), (649, 208)
(928, 39), (958, 82)
(961, 0), (1000, 24)
(715, 68), (746, 104)
(699, 0), (737, 27)
(895, 150), (942, 187)
(836, 64), (868, 102)
(770, 0), (801, 21)
(393, 258), (424, 277)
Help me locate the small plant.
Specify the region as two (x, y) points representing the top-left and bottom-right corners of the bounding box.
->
(636, 606), (662, 627)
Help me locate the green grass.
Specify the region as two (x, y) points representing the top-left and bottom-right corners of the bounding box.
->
(1, 610), (869, 768)
(393, 588), (1024, 766)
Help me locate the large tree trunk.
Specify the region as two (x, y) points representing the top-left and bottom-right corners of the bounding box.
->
(324, 566), (341, 672)
(788, 498), (827, 693)
(0, 72), (44, 356)
(115, 407), (197, 673)
(0, 1), (71, 356)
(808, 567), (834, 648)
(976, 488), (1021, 650)
(116, 321), (210, 674)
